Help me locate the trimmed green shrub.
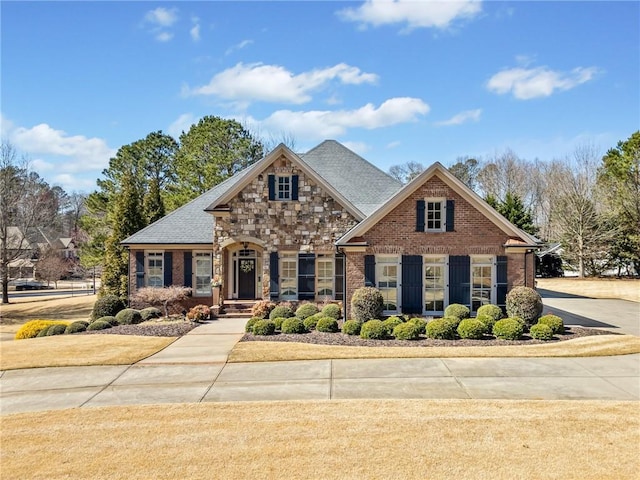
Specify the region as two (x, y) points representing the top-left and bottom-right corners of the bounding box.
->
(506, 286), (543, 326)
(442, 316), (462, 329)
(530, 323), (554, 340)
(492, 318), (524, 340)
(91, 294), (125, 320)
(252, 320), (276, 336)
(186, 305), (211, 322)
(245, 317), (262, 333)
(342, 320), (361, 336)
(382, 316), (404, 337)
(303, 313), (322, 331)
(351, 287), (384, 323)
(87, 320), (112, 331)
(457, 319), (486, 340)
(295, 303), (319, 320)
(15, 320), (69, 340)
(407, 318), (427, 335)
(444, 303), (470, 321)
(476, 313), (498, 332)
(96, 316), (118, 326)
(393, 322), (421, 340)
(426, 319), (456, 340)
(269, 305), (294, 320)
(36, 328), (50, 337)
(140, 307), (162, 321)
(476, 304), (503, 323)
(115, 308), (142, 325)
(252, 300), (275, 319)
(360, 319), (387, 340)
(46, 324), (67, 336)
(321, 303), (342, 320)
(281, 318), (307, 334)
(65, 321), (88, 334)
(538, 314), (564, 334)
(272, 317), (287, 330)
(316, 317), (339, 333)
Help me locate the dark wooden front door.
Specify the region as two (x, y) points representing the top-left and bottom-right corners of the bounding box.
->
(238, 258), (256, 299)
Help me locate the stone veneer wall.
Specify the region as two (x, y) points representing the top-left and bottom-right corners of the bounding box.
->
(213, 154), (360, 299)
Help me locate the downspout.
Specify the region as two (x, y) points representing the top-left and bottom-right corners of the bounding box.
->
(336, 246), (346, 320)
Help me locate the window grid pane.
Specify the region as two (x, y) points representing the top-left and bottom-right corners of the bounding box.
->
(425, 259), (445, 312)
(147, 253), (163, 288)
(316, 259), (334, 297)
(376, 257), (398, 311)
(426, 201), (442, 230)
(280, 257), (297, 298)
(277, 176), (291, 200)
(194, 253), (211, 296)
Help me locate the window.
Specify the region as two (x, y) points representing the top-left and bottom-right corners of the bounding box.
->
(426, 198), (445, 232)
(316, 255), (334, 298)
(194, 252), (212, 296)
(472, 256), (494, 311)
(147, 252), (163, 287)
(277, 176), (291, 200)
(280, 253), (297, 299)
(424, 256), (447, 313)
(376, 256), (398, 312)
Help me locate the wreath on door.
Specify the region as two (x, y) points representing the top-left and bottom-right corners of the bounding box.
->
(240, 260), (254, 273)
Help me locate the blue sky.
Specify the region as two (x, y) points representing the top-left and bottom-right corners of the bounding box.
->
(2, 1), (638, 193)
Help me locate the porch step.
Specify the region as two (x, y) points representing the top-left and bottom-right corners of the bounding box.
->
(218, 300), (258, 318)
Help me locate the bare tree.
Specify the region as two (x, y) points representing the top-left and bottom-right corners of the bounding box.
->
(36, 247), (70, 288)
(132, 286), (192, 318)
(388, 161), (425, 184)
(477, 149), (534, 205)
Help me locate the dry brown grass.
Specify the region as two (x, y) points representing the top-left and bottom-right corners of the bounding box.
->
(537, 277), (640, 302)
(229, 334), (640, 363)
(1, 400), (637, 480)
(0, 334), (176, 370)
(0, 294), (96, 332)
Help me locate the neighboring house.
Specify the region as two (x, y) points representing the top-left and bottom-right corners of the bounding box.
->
(122, 140), (540, 317)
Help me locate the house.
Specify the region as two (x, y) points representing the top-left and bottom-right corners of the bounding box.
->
(122, 140), (540, 317)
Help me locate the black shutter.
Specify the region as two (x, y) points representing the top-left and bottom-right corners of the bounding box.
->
(496, 255), (508, 309)
(298, 253), (315, 300)
(184, 252), (193, 288)
(268, 174), (275, 201)
(164, 252), (173, 286)
(135, 252), (145, 288)
(449, 255), (470, 307)
(291, 175), (299, 201)
(416, 200), (425, 232)
(334, 253), (345, 301)
(364, 255), (375, 287)
(446, 200), (455, 232)
(401, 255), (423, 314)
(269, 251), (279, 300)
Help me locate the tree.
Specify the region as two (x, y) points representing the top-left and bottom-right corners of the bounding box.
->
(132, 286), (192, 317)
(449, 157), (480, 190)
(36, 247), (69, 288)
(0, 141), (57, 303)
(169, 116), (264, 209)
(493, 191), (537, 235)
(388, 161), (424, 184)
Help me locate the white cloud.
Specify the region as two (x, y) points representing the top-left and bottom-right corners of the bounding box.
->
(435, 108), (481, 126)
(167, 113), (196, 138)
(225, 39), (253, 56)
(190, 16), (201, 42)
(337, 0), (482, 31)
(487, 65), (599, 100)
(144, 7), (178, 27)
(341, 141), (371, 155)
(245, 97), (429, 140)
(386, 141), (401, 149)
(156, 31), (174, 42)
(187, 62), (379, 105)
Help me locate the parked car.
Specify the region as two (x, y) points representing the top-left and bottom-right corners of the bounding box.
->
(8, 278), (53, 291)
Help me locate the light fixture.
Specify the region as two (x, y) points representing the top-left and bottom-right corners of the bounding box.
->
(242, 242), (249, 249)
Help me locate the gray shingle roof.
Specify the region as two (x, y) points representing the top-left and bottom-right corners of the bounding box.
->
(122, 140), (401, 245)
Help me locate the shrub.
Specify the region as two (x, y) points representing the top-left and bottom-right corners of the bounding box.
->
(245, 317), (262, 333)
(15, 320), (69, 340)
(132, 286), (191, 318)
(351, 287), (384, 323)
(476, 313), (498, 332)
(114, 308), (142, 325)
(303, 314), (322, 331)
(426, 319), (456, 340)
(342, 320), (361, 336)
(91, 294), (125, 320)
(46, 324), (67, 336)
(407, 318), (427, 335)
(382, 316), (404, 337)
(476, 304), (503, 323)
(269, 305), (294, 320)
(36, 328), (50, 337)
(530, 323), (554, 340)
(272, 317), (287, 330)
(140, 307), (163, 321)
(360, 319), (387, 340)
(252, 320), (276, 336)
(393, 322), (421, 340)
(506, 286), (543, 326)
(444, 303), (470, 321)
(251, 300), (275, 319)
(186, 304), (211, 322)
(457, 319), (486, 340)
(281, 318), (307, 334)
(87, 320), (112, 331)
(492, 318), (524, 340)
(321, 303), (342, 320)
(96, 316), (118, 326)
(316, 317), (339, 333)
(442, 316), (462, 329)
(538, 314), (564, 334)
(65, 321), (88, 334)
(295, 303), (319, 320)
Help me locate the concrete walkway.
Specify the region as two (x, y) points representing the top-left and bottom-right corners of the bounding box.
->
(1, 294), (639, 415)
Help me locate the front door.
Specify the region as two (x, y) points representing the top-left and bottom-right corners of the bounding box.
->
(238, 258), (256, 299)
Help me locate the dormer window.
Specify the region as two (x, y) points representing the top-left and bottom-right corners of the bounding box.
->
(277, 175), (291, 200)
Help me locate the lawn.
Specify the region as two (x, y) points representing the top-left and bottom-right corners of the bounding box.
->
(537, 277), (640, 302)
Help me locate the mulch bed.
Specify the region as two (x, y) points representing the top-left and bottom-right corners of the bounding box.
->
(82, 321), (199, 337)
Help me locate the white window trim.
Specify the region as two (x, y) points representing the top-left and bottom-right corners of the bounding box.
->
(423, 255), (448, 316)
(193, 251), (212, 297)
(146, 251), (164, 288)
(277, 175), (292, 201)
(376, 255), (400, 314)
(279, 252), (298, 300)
(471, 255), (496, 312)
(425, 197), (446, 232)
(316, 254), (335, 300)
